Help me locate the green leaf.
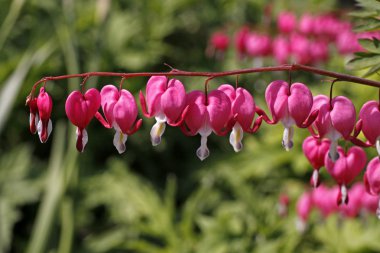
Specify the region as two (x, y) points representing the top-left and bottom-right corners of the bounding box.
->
(347, 54), (380, 69)
(354, 18), (380, 32)
(356, 0), (380, 11)
(359, 38), (380, 53)
(363, 63), (380, 76)
(349, 10), (379, 18)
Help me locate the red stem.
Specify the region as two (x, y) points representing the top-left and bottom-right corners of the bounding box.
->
(28, 64), (380, 98)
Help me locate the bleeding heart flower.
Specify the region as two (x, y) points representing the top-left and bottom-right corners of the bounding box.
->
(264, 80), (317, 151)
(325, 146), (366, 205)
(65, 88), (101, 152)
(27, 96), (39, 134)
(359, 101), (380, 155)
(302, 136), (331, 187)
(100, 85), (142, 154)
(140, 76), (187, 146)
(218, 84), (262, 152)
(310, 95), (356, 162)
(296, 192), (313, 232)
(277, 11), (296, 34)
(299, 14), (315, 35)
(278, 194), (290, 217)
(364, 157), (380, 218)
(362, 189), (379, 215)
(36, 87), (53, 143)
(272, 36), (290, 64)
(235, 26), (250, 59)
(312, 184), (339, 218)
(207, 31), (230, 60)
(181, 89), (231, 161)
(340, 182), (365, 218)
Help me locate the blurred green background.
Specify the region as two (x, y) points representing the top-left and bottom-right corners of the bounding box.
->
(1, 0), (380, 253)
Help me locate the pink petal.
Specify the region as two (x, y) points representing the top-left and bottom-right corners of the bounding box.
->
(265, 80), (289, 123)
(145, 76), (167, 116)
(184, 91), (207, 134)
(288, 83), (313, 127)
(233, 88), (255, 131)
(365, 157), (380, 195)
(330, 96), (356, 139)
(359, 100), (380, 144)
(161, 79), (186, 125)
(100, 85), (119, 125)
(302, 136), (330, 169)
(311, 95), (331, 138)
(207, 90), (231, 134)
(113, 89), (138, 133)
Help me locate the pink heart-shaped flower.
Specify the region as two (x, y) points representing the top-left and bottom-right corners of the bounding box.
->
(359, 100), (380, 145)
(65, 88), (101, 152)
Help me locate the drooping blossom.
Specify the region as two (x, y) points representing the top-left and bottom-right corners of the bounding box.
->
(218, 84), (262, 152)
(36, 87), (53, 143)
(299, 14), (315, 35)
(302, 136), (331, 187)
(181, 89), (231, 160)
(290, 33), (311, 64)
(310, 95), (356, 161)
(140, 76), (188, 146)
(207, 31), (230, 60)
(325, 146), (366, 205)
(234, 26), (250, 59)
(278, 193), (290, 217)
(263, 80), (317, 151)
(245, 32), (271, 66)
(65, 88), (101, 152)
(272, 36), (290, 64)
(310, 40), (329, 64)
(100, 85), (142, 154)
(277, 11), (296, 34)
(364, 157), (380, 218)
(358, 101), (380, 155)
(27, 96), (38, 134)
(312, 184), (339, 218)
(340, 182), (365, 218)
(296, 192), (313, 232)
(336, 30), (362, 55)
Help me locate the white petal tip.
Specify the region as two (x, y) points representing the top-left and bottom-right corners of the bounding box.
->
(196, 147), (209, 161)
(113, 131), (128, 154)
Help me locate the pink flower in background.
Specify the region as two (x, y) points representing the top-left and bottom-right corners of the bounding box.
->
(290, 33), (311, 64)
(359, 101), (380, 155)
(310, 95), (356, 161)
(325, 146), (366, 205)
(65, 88), (101, 152)
(362, 190), (379, 214)
(140, 76), (188, 146)
(181, 89), (231, 160)
(296, 192), (313, 232)
(340, 183), (365, 218)
(299, 14), (315, 34)
(207, 31), (230, 60)
(100, 85), (142, 154)
(235, 26), (250, 59)
(265, 80), (317, 151)
(311, 40), (329, 64)
(218, 84), (262, 152)
(277, 11), (296, 34)
(245, 33), (272, 57)
(272, 36), (290, 64)
(312, 184), (339, 218)
(36, 87), (53, 143)
(336, 30), (362, 55)
(302, 136), (331, 187)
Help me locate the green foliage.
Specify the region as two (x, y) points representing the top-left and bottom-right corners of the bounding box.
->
(347, 0), (380, 76)
(1, 0), (380, 253)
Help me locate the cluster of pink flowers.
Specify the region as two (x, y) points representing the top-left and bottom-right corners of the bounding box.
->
(207, 12), (380, 65)
(296, 182), (379, 231)
(27, 76), (380, 219)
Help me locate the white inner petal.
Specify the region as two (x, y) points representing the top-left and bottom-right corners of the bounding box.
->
(37, 119), (43, 143)
(376, 198), (380, 219)
(311, 170), (319, 188)
(229, 123), (244, 152)
(282, 126), (294, 151)
(295, 218), (306, 233)
(196, 125), (212, 161)
(150, 120), (166, 146)
(376, 136), (380, 157)
(113, 130), (128, 154)
(47, 119), (52, 140)
(76, 128), (88, 152)
(341, 184), (347, 205)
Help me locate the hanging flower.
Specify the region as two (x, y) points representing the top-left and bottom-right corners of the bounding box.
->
(36, 87), (53, 143)
(65, 88), (101, 152)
